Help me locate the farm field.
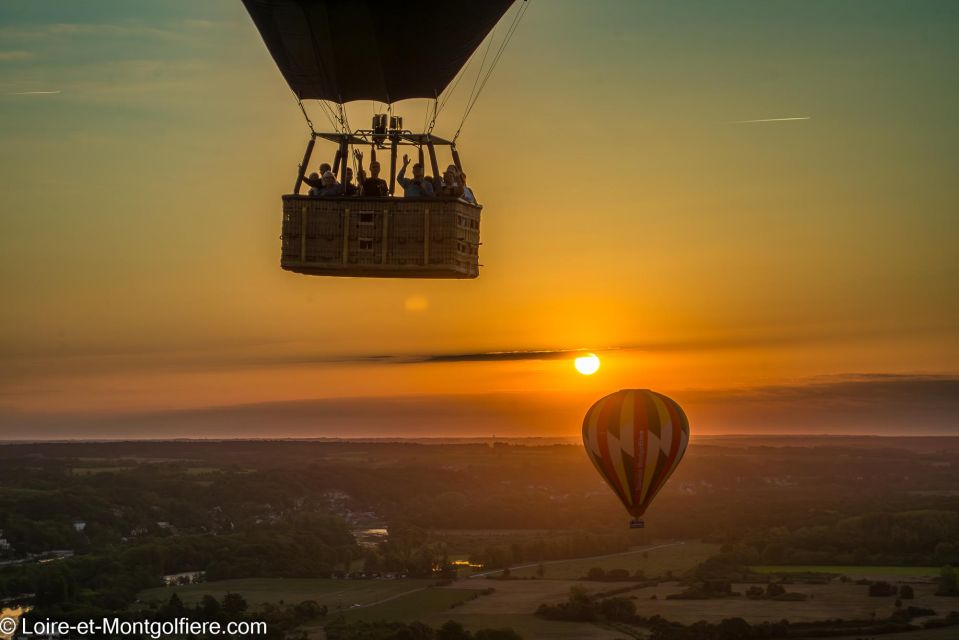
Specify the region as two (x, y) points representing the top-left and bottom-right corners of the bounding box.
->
(339, 588), (478, 623)
(139, 578), (434, 610)
(419, 581), (640, 640)
(500, 540), (719, 580)
(137, 571), (959, 636)
(422, 613), (632, 640)
(622, 580), (958, 624)
(752, 565), (942, 578)
(796, 628), (959, 640)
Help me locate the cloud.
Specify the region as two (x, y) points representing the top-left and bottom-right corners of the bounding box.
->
(0, 51), (33, 61)
(731, 116), (811, 124)
(0, 21), (236, 43)
(0, 334), (801, 384)
(9, 90), (60, 95)
(0, 392), (585, 441)
(2, 373), (958, 441)
(681, 374), (959, 435)
(1, 324), (946, 386)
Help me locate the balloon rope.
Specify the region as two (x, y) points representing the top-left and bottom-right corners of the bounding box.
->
(435, 52), (472, 119)
(454, 0), (529, 143)
(295, 95), (317, 136)
(427, 95), (440, 134)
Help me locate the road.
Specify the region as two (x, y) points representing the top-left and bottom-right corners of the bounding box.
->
(468, 540), (686, 578)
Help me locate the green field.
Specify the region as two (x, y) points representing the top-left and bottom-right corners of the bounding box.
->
(70, 467), (134, 475)
(139, 578), (433, 610)
(505, 541), (719, 580)
(422, 613), (632, 640)
(340, 588), (477, 623)
(751, 565), (942, 577)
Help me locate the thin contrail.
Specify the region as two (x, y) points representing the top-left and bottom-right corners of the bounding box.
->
(732, 116), (811, 124)
(11, 90), (61, 95)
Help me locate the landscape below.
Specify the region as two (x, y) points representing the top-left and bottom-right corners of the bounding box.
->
(1, 436), (959, 639)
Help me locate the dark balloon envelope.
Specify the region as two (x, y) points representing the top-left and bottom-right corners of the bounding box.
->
(241, 0), (516, 103)
(582, 389), (690, 523)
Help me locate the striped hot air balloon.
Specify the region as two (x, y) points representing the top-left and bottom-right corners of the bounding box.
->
(582, 389), (690, 528)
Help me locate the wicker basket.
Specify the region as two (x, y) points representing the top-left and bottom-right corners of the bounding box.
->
(280, 196), (481, 278)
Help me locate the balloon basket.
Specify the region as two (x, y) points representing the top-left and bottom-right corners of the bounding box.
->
(629, 519), (645, 529)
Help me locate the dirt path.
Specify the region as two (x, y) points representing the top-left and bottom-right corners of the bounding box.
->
(467, 540), (687, 578)
(351, 585), (429, 609)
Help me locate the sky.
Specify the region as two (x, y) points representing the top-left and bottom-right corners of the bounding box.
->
(1, 0), (957, 439)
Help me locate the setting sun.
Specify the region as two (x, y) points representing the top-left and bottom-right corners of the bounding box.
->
(574, 353), (601, 376)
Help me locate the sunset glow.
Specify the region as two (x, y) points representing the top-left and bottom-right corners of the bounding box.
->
(0, 1), (956, 439)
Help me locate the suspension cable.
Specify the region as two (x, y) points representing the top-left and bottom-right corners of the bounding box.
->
(294, 93), (318, 136)
(461, 26), (497, 120)
(435, 54), (471, 119)
(426, 95), (440, 134)
(314, 98), (342, 133)
(339, 102), (353, 135)
(453, 0), (529, 143)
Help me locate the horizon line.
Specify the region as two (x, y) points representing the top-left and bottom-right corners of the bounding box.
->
(2, 433), (958, 446)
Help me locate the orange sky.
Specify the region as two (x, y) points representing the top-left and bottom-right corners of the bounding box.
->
(1, 1), (957, 438)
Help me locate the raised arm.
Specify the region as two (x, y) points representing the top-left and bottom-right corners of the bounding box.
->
(354, 149), (365, 176)
(302, 173), (323, 188)
(396, 154), (410, 185)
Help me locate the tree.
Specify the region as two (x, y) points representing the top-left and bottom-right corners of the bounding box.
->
(938, 565), (959, 596)
(398, 621), (433, 640)
(599, 596), (636, 622)
(293, 600), (325, 620)
(868, 581), (897, 597)
(474, 629), (522, 640)
(717, 618), (752, 640)
(222, 592), (248, 616)
(586, 567), (605, 581)
(200, 594), (220, 618)
(899, 584), (915, 599)
(35, 568), (74, 606)
(438, 620), (471, 640)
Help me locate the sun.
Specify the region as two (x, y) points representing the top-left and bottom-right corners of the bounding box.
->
(574, 353), (601, 376)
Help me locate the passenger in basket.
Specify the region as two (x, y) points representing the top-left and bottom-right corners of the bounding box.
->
(316, 170), (343, 197)
(307, 172), (322, 197)
(397, 154), (435, 198)
(343, 167), (358, 196)
(440, 164), (463, 198)
(302, 163), (332, 192)
(355, 151), (389, 197)
(459, 172), (477, 205)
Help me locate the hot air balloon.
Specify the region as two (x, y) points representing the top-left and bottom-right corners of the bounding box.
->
(582, 389), (690, 528)
(241, 0), (526, 279)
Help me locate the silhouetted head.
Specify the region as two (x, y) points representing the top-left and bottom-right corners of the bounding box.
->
(443, 165), (459, 185)
(319, 163), (331, 175)
(369, 161), (381, 178)
(412, 162), (425, 180)
(321, 170), (336, 186)
(345, 167), (354, 184)
(308, 172), (319, 181)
